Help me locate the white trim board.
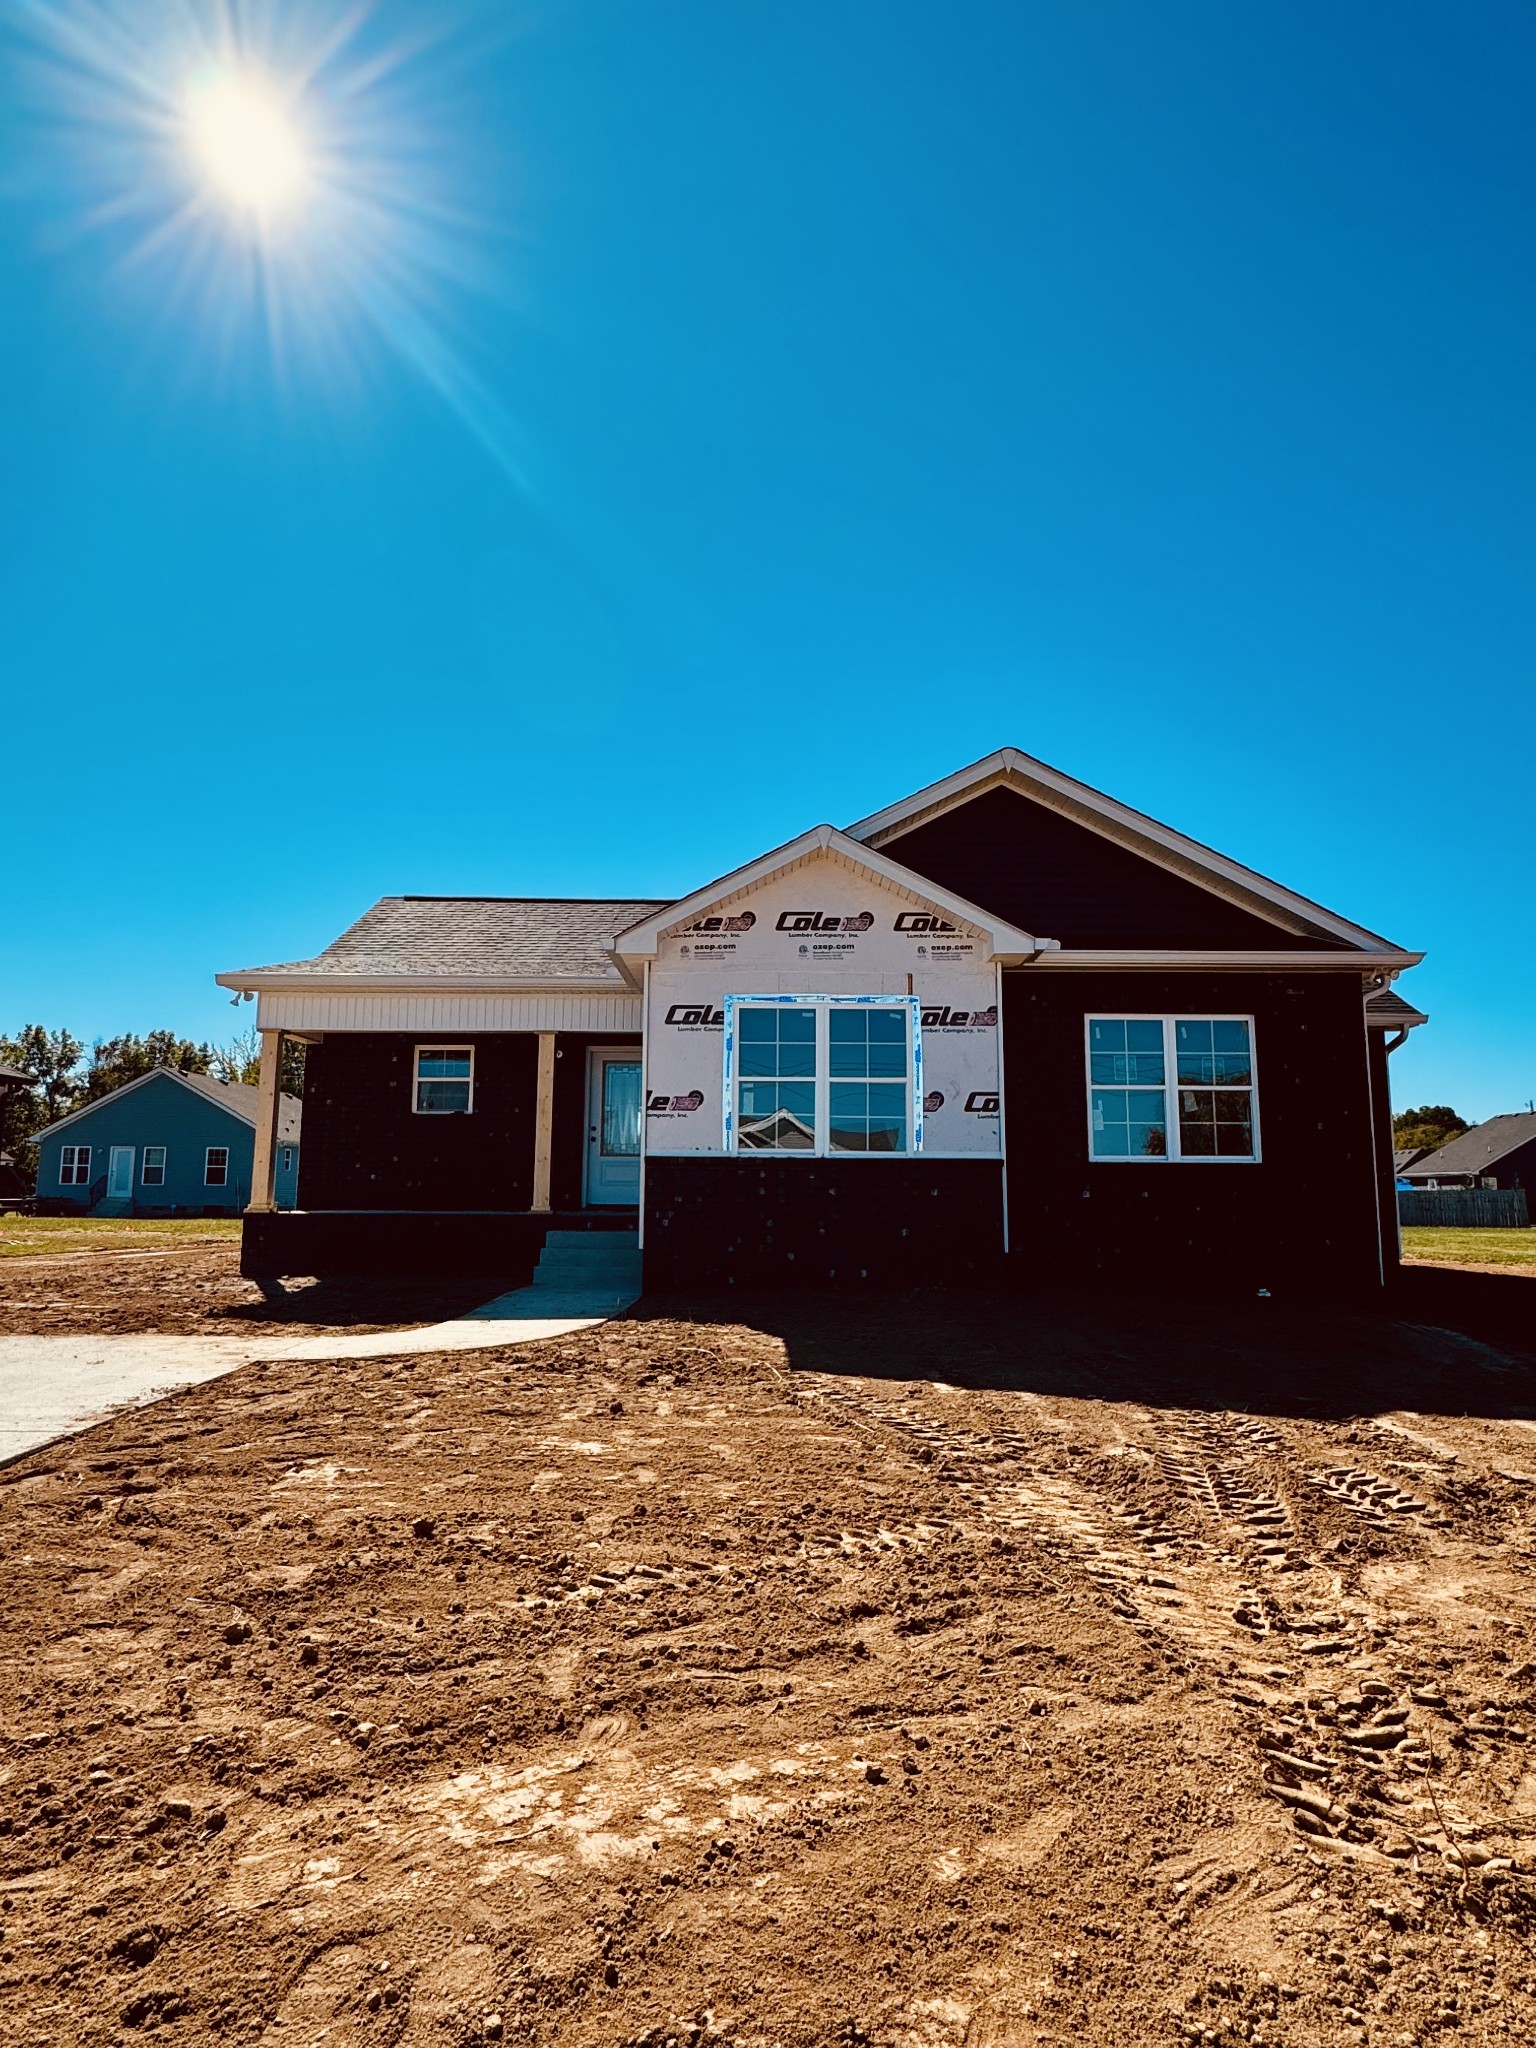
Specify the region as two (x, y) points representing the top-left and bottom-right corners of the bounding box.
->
(843, 747), (1406, 955)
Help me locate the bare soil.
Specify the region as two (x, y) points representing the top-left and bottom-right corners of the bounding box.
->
(4, 1285), (1536, 2047)
(0, 1244), (505, 1338)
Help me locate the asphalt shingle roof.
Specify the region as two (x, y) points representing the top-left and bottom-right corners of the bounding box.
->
(234, 897), (666, 983)
(1366, 988), (1427, 1025)
(1402, 1112), (1536, 1180)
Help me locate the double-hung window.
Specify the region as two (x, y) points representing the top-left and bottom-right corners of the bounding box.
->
(415, 1046), (474, 1114)
(141, 1146), (167, 1187)
(60, 1144), (91, 1186)
(1087, 1016), (1258, 1161)
(728, 997), (920, 1156)
(205, 1146), (230, 1186)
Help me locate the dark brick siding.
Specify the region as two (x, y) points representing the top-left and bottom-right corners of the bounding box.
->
(299, 1033), (540, 1210)
(1001, 971), (1383, 1292)
(884, 787), (1345, 951)
(644, 1158), (1004, 1288)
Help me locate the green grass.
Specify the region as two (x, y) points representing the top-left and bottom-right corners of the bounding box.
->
(1401, 1225), (1536, 1271)
(0, 1215), (244, 1258)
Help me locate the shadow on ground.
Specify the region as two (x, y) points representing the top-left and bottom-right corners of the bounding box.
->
(636, 1278), (1534, 1424)
(218, 1273), (513, 1329)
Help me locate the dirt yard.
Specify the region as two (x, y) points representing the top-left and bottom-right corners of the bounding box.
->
(0, 1242), (504, 1337)
(4, 1276), (1536, 2047)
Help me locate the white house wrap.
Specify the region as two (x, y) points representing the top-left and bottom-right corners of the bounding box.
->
(640, 852), (1010, 1158)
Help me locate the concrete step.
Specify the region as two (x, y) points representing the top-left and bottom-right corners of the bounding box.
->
(91, 1199), (134, 1218)
(534, 1264), (643, 1292)
(541, 1230), (639, 1253)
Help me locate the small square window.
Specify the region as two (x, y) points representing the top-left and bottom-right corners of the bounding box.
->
(415, 1046), (474, 1114)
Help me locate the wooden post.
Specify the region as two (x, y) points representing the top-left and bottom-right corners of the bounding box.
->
(531, 1033), (556, 1212)
(247, 1029), (284, 1214)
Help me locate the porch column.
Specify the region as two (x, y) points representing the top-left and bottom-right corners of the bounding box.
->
(247, 1029), (285, 1214)
(531, 1033), (556, 1212)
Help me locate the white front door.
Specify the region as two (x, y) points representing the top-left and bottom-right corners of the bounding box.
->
(107, 1145), (135, 1199)
(585, 1050), (642, 1206)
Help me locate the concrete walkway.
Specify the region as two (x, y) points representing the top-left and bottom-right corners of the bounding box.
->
(0, 1278), (635, 1467)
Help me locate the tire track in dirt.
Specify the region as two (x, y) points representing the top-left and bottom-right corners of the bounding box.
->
(793, 1373), (1536, 1892)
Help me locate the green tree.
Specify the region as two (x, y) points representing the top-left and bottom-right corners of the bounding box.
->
(79, 1031), (214, 1106)
(0, 1025), (86, 1179)
(1392, 1103), (1470, 1154)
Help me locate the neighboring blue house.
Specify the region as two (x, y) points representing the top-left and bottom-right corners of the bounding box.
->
(33, 1070), (301, 1216)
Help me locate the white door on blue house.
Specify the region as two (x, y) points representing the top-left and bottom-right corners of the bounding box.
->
(585, 1050), (641, 1206)
(108, 1146), (134, 1199)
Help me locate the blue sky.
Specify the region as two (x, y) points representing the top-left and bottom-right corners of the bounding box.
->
(1, 0), (1531, 1119)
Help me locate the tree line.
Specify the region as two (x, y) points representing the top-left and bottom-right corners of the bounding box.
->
(1391, 1104), (1470, 1153)
(0, 1026), (304, 1177)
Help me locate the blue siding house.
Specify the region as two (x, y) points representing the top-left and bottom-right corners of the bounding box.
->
(33, 1070), (301, 1216)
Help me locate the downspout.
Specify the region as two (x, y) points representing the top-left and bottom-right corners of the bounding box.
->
(1361, 991), (1386, 1289)
(638, 959), (650, 1253)
(994, 957), (1010, 1259)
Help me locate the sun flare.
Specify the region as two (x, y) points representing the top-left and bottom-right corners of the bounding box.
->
(185, 73), (309, 215)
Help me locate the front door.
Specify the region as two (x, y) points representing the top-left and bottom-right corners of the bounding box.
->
(585, 1050), (641, 1206)
(107, 1145), (135, 1199)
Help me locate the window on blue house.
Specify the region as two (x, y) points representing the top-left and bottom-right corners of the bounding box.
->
(414, 1046), (474, 1114)
(60, 1144), (91, 1186)
(142, 1146), (166, 1186)
(1087, 1016), (1258, 1161)
(205, 1146), (230, 1186)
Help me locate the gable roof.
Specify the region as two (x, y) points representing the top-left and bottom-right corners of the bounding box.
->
(610, 825), (1055, 964)
(0, 1064), (34, 1089)
(1400, 1113), (1536, 1181)
(32, 1067), (301, 1145)
(218, 897), (666, 993)
(845, 747), (1415, 959)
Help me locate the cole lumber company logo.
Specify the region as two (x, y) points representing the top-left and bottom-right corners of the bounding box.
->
(647, 1089), (704, 1115)
(677, 912), (756, 935)
(774, 910), (874, 934)
(921, 1004), (997, 1031)
(894, 911), (960, 934)
(965, 1090), (1000, 1115)
(664, 1003), (724, 1029)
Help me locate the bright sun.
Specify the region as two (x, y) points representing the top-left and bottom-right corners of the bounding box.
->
(186, 74), (310, 216)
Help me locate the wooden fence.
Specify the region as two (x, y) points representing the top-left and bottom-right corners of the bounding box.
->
(1398, 1187), (1530, 1229)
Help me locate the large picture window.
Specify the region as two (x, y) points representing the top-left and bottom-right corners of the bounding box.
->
(414, 1046), (474, 1115)
(728, 997), (920, 1156)
(1087, 1016), (1258, 1162)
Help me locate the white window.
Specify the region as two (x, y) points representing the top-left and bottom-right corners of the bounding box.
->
(414, 1046), (474, 1114)
(1087, 1016), (1259, 1162)
(141, 1146), (167, 1187)
(60, 1144), (91, 1186)
(725, 997), (921, 1156)
(205, 1146), (230, 1186)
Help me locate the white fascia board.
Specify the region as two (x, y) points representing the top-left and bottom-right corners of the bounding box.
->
(30, 1066), (257, 1144)
(214, 972), (628, 995)
(844, 747), (1403, 954)
(610, 823), (1055, 963)
(1028, 948), (1424, 972)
